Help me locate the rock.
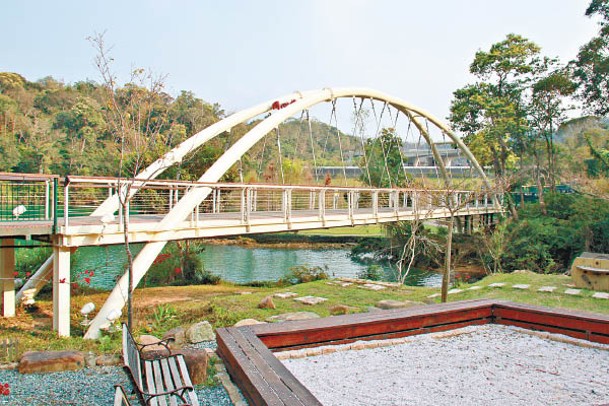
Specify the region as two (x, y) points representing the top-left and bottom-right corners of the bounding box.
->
(467, 286), (482, 291)
(238, 291), (252, 295)
(266, 312), (320, 323)
(186, 321), (215, 343)
(538, 286), (557, 293)
(234, 318), (267, 327)
(258, 296), (276, 309)
(564, 288), (582, 295)
(512, 284), (530, 290)
(488, 283), (506, 288)
(447, 289), (463, 295)
(19, 351), (85, 374)
(142, 349), (208, 385)
(376, 300), (418, 310)
(84, 351), (97, 368)
(329, 305), (358, 315)
(274, 292), (298, 299)
(294, 296), (327, 305)
(512, 269), (534, 274)
(163, 327), (186, 349)
(137, 335), (170, 355)
(95, 354), (121, 366)
(592, 292), (609, 300)
(359, 283), (386, 291)
(327, 281), (352, 287)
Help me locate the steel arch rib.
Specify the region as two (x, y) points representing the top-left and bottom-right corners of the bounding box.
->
(18, 91), (307, 302)
(85, 87), (491, 338)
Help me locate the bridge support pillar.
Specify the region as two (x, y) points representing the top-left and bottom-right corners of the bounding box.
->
(1, 239), (15, 318)
(52, 245), (71, 337)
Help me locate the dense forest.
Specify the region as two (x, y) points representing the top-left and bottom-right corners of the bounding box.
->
(0, 71), (358, 184)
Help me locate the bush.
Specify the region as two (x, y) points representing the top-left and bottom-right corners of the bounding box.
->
(356, 265), (383, 281)
(279, 265), (328, 285)
(589, 219), (609, 254)
(146, 241), (221, 286)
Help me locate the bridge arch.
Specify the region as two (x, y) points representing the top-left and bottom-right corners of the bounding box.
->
(80, 87), (492, 338)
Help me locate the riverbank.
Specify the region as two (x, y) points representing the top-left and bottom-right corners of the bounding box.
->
(204, 224), (385, 249)
(2, 271), (608, 360)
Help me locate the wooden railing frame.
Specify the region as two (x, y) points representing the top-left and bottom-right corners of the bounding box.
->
(216, 300), (609, 406)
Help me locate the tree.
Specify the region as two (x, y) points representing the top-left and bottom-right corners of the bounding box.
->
(89, 32), (168, 330)
(573, 0), (609, 116)
(359, 128), (408, 188)
(450, 34), (541, 219)
(525, 61), (576, 213)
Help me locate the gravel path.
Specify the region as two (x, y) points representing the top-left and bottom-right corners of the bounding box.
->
(282, 325), (609, 406)
(0, 365), (233, 405)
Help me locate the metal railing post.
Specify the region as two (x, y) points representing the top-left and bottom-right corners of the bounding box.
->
(63, 179), (69, 230)
(45, 180), (50, 220)
(319, 190), (326, 223)
(240, 187), (246, 223)
(372, 191), (379, 219)
(52, 178), (58, 234)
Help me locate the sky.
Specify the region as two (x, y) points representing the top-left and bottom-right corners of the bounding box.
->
(0, 0), (602, 122)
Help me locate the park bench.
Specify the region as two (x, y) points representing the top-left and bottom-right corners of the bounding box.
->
(114, 324), (200, 406)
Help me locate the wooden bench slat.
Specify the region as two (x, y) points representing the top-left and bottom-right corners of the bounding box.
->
(217, 328), (285, 406)
(152, 360), (168, 406)
(160, 358), (178, 406)
(240, 327), (322, 405)
(175, 356), (200, 406)
(121, 324), (198, 406)
(144, 361), (160, 406)
(229, 328), (305, 405)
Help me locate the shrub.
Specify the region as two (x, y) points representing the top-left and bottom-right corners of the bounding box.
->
(280, 265), (328, 285)
(356, 265), (383, 281)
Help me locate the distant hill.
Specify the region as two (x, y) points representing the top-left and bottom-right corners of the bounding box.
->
(555, 116), (608, 145)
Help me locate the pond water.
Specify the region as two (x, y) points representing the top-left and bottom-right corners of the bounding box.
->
(71, 244), (443, 290)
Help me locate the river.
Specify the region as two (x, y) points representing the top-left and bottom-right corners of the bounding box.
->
(71, 244), (442, 290)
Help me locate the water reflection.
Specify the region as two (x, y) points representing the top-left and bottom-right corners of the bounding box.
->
(71, 243), (442, 290)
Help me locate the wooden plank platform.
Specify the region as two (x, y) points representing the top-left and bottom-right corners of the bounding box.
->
(216, 300), (609, 406)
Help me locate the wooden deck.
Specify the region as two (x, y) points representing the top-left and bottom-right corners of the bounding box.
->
(216, 300), (609, 406)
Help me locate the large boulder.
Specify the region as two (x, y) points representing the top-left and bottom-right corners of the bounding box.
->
(141, 349), (208, 385)
(19, 351), (85, 374)
(186, 321), (215, 343)
(163, 327), (186, 349)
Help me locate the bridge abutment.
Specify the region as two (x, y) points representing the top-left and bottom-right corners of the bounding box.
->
(1, 239), (15, 317)
(52, 244), (71, 337)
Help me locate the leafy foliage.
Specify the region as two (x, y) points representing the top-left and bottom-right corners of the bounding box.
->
(499, 193), (609, 272)
(279, 265), (329, 285)
(573, 0), (609, 115)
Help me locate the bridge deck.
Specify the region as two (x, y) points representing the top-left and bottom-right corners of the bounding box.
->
(0, 205), (497, 247)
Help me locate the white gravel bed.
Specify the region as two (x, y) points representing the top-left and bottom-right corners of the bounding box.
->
(281, 325), (609, 406)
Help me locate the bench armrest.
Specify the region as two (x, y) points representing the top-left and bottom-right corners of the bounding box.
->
(136, 337), (175, 357)
(142, 385), (195, 405)
(113, 384), (133, 406)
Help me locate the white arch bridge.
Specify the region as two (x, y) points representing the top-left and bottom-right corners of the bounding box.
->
(0, 87), (503, 338)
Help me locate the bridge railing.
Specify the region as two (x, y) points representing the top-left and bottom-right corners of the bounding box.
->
(58, 175), (501, 230)
(0, 173), (58, 224)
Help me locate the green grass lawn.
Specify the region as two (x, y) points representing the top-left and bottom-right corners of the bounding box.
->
(1, 271), (608, 359)
(298, 224), (385, 237)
